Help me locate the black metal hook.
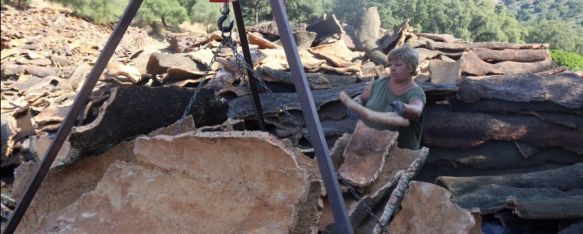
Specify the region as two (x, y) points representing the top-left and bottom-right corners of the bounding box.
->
(217, 14), (234, 33)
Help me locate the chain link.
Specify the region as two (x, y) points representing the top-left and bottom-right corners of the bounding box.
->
(226, 43), (387, 233)
(173, 37), (228, 135)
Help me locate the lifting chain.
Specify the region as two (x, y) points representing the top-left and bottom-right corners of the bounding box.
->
(172, 5), (233, 136)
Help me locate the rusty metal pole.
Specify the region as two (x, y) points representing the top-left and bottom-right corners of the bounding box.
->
(267, 0), (353, 233)
(231, 0), (266, 130)
(2, 0), (144, 233)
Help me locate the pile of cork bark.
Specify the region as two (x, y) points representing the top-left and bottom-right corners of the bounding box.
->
(2, 5), (582, 233)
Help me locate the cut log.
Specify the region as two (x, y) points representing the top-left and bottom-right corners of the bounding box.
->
(471, 48), (549, 62)
(388, 182), (477, 234)
(506, 195), (583, 219)
(339, 91), (410, 128)
(70, 86), (228, 152)
(458, 50), (553, 76)
(424, 106), (583, 153)
(228, 82), (368, 119)
(427, 41), (549, 51)
(457, 73), (583, 109)
(438, 163), (583, 195)
(338, 121), (398, 188)
(427, 141), (583, 170)
(449, 98), (583, 116)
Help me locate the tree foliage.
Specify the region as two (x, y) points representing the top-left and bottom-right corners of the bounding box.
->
(551, 49), (583, 71)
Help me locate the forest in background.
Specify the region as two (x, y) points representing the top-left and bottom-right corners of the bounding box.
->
(2, 0), (581, 69)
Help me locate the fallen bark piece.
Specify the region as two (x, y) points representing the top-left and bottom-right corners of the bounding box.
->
(429, 59), (460, 83)
(261, 67), (357, 90)
(471, 48), (549, 62)
(308, 41), (361, 67)
(388, 182), (477, 234)
(424, 106), (583, 153)
(339, 91), (410, 128)
(229, 82), (368, 119)
(23, 65), (59, 78)
(146, 52), (206, 82)
(70, 86), (228, 152)
(104, 62), (141, 84)
(248, 32), (280, 49)
(357, 7), (382, 45)
(97, 131), (307, 233)
(307, 15), (342, 43)
(351, 145), (427, 231)
(458, 72), (583, 109)
(28, 135), (72, 168)
(339, 121), (398, 188)
(506, 195), (583, 220)
(378, 19), (410, 52)
(373, 147), (429, 234)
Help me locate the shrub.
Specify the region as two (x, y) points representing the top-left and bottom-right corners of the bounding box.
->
(551, 49), (583, 71)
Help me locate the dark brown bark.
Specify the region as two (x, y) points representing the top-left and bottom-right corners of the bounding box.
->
(423, 105), (583, 153)
(70, 86), (228, 152)
(457, 72), (583, 109)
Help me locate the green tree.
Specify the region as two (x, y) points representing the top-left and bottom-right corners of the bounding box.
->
(189, 0), (224, 32)
(526, 19), (583, 54)
(137, 0), (188, 26)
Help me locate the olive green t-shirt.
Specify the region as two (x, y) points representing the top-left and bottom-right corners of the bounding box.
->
(364, 78), (426, 149)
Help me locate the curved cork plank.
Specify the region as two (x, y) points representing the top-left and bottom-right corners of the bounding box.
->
(339, 121), (398, 188)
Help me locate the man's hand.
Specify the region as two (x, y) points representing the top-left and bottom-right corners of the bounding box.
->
(390, 100), (405, 116)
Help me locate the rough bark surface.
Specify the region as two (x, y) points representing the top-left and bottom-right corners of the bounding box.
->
(471, 48), (549, 62)
(339, 121), (398, 188)
(424, 106), (583, 153)
(70, 86), (228, 152)
(228, 82), (367, 119)
(388, 182), (477, 234)
(457, 73), (583, 109)
(38, 131), (311, 233)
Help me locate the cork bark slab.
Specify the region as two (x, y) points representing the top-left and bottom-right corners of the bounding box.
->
(40, 131), (311, 233)
(339, 121), (398, 188)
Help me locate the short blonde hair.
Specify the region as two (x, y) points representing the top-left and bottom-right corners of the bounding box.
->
(388, 47), (419, 76)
